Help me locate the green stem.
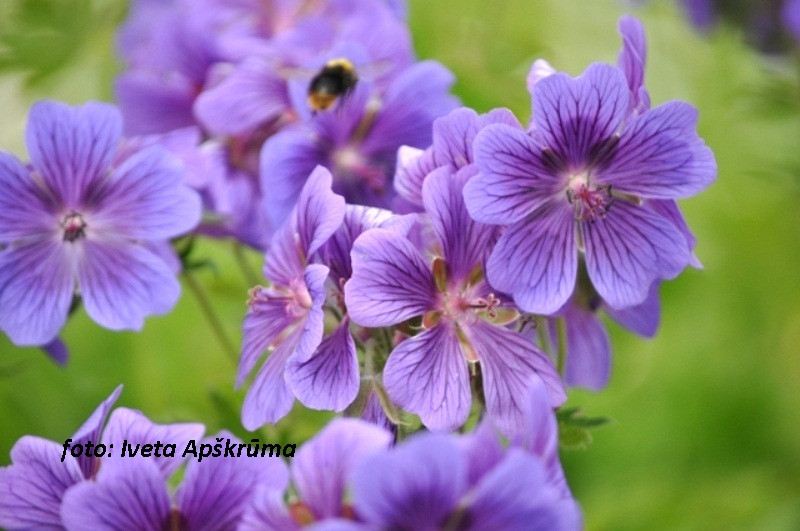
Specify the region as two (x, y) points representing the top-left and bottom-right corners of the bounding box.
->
(535, 315), (553, 358)
(183, 269), (238, 365)
(232, 241), (261, 287)
(556, 316), (567, 377)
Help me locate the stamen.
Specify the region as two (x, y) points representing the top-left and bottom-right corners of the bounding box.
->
(567, 183), (614, 222)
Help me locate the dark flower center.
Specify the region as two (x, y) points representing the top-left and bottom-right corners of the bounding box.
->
(61, 213), (87, 242)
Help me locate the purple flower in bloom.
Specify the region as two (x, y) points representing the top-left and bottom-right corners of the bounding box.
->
(238, 166), (345, 428)
(260, 60), (458, 234)
(348, 381), (581, 531)
(0, 100), (201, 347)
(240, 418), (391, 530)
(0, 386), (206, 529)
(60, 431), (288, 531)
(465, 36), (715, 314)
(346, 166), (565, 436)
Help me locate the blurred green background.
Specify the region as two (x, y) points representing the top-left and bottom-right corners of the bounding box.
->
(1, 0), (799, 529)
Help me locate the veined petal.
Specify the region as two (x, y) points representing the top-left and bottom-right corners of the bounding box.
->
(260, 127), (325, 239)
(60, 458), (170, 531)
(383, 324), (471, 432)
(466, 321), (565, 438)
(25, 100), (122, 209)
(394, 145), (437, 208)
(423, 165), (495, 281)
(241, 327), (303, 429)
(617, 15), (649, 113)
(601, 101), (716, 198)
(0, 437), (83, 530)
(89, 145), (201, 240)
(582, 200), (689, 309)
(194, 57), (288, 136)
(647, 199), (701, 268)
(563, 305), (611, 391)
(287, 317), (359, 412)
(295, 167), (346, 258)
(486, 203), (577, 315)
(101, 408), (204, 478)
(345, 228), (436, 327)
(532, 63), (629, 168)
(239, 487), (299, 531)
(0, 240), (76, 346)
(467, 124), (561, 225)
(71, 385), (123, 479)
(0, 152), (54, 241)
(432, 107), (481, 168)
(292, 264), (328, 365)
(465, 449), (582, 531)
(351, 433), (465, 529)
(293, 418), (392, 519)
(175, 431), (289, 530)
(238, 295), (297, 388)
(604, 281), (660, 338)
(77, 240), (180, 331)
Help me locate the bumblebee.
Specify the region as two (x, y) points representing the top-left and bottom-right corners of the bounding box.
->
(307, 58), (359, 112)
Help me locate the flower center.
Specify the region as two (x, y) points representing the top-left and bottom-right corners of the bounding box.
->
(61, 212), (87, 242)
(440, 290), (501, 321)
(565, 172), (613, 222)
(332, 145), (386, 191)
(247, 278), (313, 319)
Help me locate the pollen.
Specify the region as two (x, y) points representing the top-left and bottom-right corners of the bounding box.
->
(565, 173), (613, 222)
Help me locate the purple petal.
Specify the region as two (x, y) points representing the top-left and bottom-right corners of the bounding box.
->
(90, 146), (201, 240)
(465, 449), (582, 531)
(784, 0), (800, 41)
(101, 407), (204, 477)
(456, 420), (505, 487)
(0, 241), (76, 346)
(526, 59), (556, 96)
(238, 294), (298, 388)
(260, 127), (325, 237)
(466, 124), (562, 225)
(77, 240), (180, 331)
(292, 263), (328, 364)
(25, 100), (122, 209)
(431, 107), (481, 168)
(294, 166), (346, 259)
(175, 431), (289, 530)
(194, 57), (288, 136)
(71, 384), (123, 479)
(602, 102), (716, 199)
(604, 281), (660, 338)
(363, 60), (458, 158)
(115, 71), (197, 135)
(351, 433), (465, 528)
(317, 205), (396, 282)
(0, 152), (53, 241)
(60, 457), (170, 531)
(394, 145), (437, 208)
(345, 228), (436, 327)
(293, 418), (392, 519)
(0, 437), (84, 529)
(647, 199), (701, 268)
(41, 337), (69, 365)
(563, 305), (611, 391)
(239, 487), (299, 531)
(532, 63), (629, 167)
(361, 387), (395, 433)
(383, 324), (471, 432)
(241, 327), (303, 429)
(263, 221), (305, 287)
(466, 321), (565, 437)
(617, 15), (650, 114)
(287, 317), (359, 412)
(486, 203), (577, 315)
(423, 165), (495, 282)
(582, 200), (689, 309)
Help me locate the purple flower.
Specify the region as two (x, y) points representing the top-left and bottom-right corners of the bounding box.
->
(0, 385), (206, 529)
(464, 57), (715, 314)
(240, 418), (391, 530)
(260, 60), (458, 235)
(346, 165), (565, 436)
(60, 431), (288, 531)
(0, 100), (201, 347)
(349, 381), (581, 531)
(238, 166), (345, 428)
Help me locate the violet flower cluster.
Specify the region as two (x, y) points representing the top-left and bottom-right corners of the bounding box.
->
(237, 14), (715, 438)
(117, 0), (457, 249)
